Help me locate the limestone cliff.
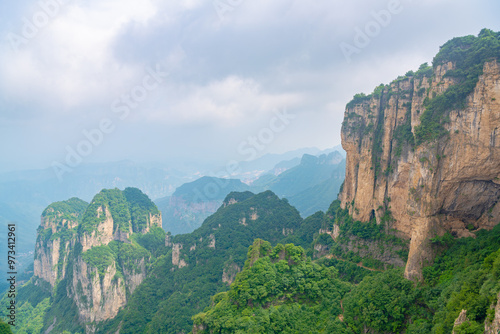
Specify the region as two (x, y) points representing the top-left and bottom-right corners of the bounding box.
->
(339, 30), (500, 280)
(33, 187), (162, 330)
(34, 198), (88, 287)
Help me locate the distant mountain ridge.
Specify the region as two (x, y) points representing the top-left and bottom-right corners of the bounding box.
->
(155, 177), (250, 235)
(156, 151), (346, 235)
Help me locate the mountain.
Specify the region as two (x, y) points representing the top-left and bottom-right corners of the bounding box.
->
(339, 28), (500, 281)
(156, 152), (345, 236)
(0, 160), (194, 294)
(0, 161), (190, 264)
(253, 151), (344, 197)
(287, 159), (345, 217)
(252, 151), (346, 216)
(4, 188), (164, 333)
(232, 146), (344, 182)
(155, 176), (250, 235)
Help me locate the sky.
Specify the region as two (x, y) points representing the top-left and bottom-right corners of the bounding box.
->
(0, 0), (499, 173)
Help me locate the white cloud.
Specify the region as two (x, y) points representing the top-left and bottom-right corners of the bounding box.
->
(144, 75), (303, 126)
(0, 0), (158, 111)
(0, 0), (499, 171)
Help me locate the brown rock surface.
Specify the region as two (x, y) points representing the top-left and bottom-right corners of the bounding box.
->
(340, 61), (500, 280)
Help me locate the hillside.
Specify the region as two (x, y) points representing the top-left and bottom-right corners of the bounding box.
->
(194, 201), (500, 333)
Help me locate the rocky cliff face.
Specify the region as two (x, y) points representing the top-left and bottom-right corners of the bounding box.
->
(33, 188), (162, 330)
(340, 34), (500, 280)
(34, 198), (87, 287)
(485, 292), (500, 334)
(70, 258), (127, 323)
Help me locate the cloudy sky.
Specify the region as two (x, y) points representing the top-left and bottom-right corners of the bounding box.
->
(0, 0), (499, 173)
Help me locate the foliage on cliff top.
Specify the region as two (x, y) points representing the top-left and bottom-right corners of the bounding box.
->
(41, 197), (88, 220)
(415, 28), (500, 144)
(79, 187), (160, 234)
(38, 197), (88, 243)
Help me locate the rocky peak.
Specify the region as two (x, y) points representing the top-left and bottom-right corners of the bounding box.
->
(33, 187), (162, 329)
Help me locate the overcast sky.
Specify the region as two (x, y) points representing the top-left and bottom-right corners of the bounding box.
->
(0, 0), (499, 173)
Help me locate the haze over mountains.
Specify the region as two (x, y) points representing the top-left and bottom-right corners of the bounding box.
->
(156, 150), (345, 235)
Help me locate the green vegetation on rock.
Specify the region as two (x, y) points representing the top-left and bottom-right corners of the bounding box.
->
(80, 187), (160, 234)
(415, 29), (500, 144)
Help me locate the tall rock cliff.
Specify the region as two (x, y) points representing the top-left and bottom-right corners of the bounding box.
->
(33, 187), (162, 330)
(339, 29), (500, 280)
(34, 198), (88, 287)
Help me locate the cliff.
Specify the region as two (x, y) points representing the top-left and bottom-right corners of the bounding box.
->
(339, 29), (500, 280)
(34, 198), (88, 287)
(33, 187), (162, 330)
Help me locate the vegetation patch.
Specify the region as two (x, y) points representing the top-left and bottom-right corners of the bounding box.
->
(415, 29), (500, 144)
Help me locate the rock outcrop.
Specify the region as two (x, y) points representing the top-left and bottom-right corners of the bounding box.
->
(340, 32), (500, 280)
(452, 310), (470, 334)
(70, 258), (127, 323)
(222, 262), (241, 285)
(33, 188), (162, 330)
(34, 198), (87, 287)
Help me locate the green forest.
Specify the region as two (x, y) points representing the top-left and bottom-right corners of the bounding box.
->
(194, 205), (500, 334)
